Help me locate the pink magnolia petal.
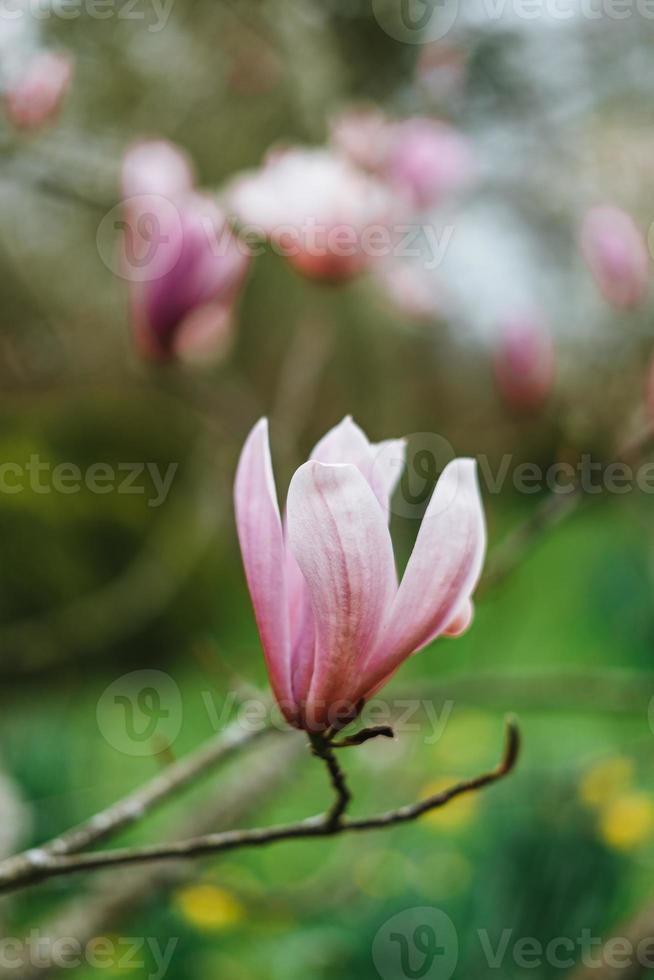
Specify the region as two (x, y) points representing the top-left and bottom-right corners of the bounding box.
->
(284, 543), (315, 707)
(329, 106), (390, 172)
(122, 140), (195, 201)
(494, 313), (554, 412)
(311, 415), (373, 469)
(6, 51), (73, 131)
(234, 419), (295, 720)
(132, 195), (249, 359)
(171, 300), (234, 364)
(311, 417), (404, 520)
(227, 147), (392, 283)
(580, 205), (649, 310)
(443, 598), (474, 637)
(361, 458), (485, 695)
(369, 438), (406, 519)
(286, 460), (397, 730)
(385, 118), (474, 209)
(359, 598), (474, 705)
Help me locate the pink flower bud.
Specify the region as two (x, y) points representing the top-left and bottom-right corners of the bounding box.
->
(376, 260), (442, 322)
(121, 140), (250, 362)
(415, 43), (467, 102)
(235, 417), (485, 732)
(384, 117), (474, 210)
(5, 51), (73, 132)
(580, 205), (649, 310)
(329, 106), (390, 173)
(331, 110), (474, 212)
(121, 139), (195, 201)
(227, 147), (392, 283)
(494, 314), (555, 412)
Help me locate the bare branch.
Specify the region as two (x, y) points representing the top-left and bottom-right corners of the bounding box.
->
(0, 715), (272, 892)
(0, 733), (307, 980)
(0, 719), (519, 895)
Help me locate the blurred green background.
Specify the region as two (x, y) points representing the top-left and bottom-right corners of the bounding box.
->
(2, 0), (654, 977)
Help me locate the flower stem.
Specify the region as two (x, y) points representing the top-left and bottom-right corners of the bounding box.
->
(309, 734), (352, 829)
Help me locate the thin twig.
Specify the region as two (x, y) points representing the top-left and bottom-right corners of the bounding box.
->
(0, 719), (519, 895)
(0, 733), (306, 980)
(309, 734), (352, 828)
(0, 715), (272, 890)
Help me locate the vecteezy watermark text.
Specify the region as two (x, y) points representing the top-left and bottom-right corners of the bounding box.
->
(367, 433), (654, 522)
(373, 907), (654, 979)
(0, 0), (175, 33)
(477, 452), (654, 497)
(0, 932), (178, 980)
(96, 669), (455, 756)
(0, 456), (177, 507)
(372, 0), (654, 45)
(96, 198), (455, 281)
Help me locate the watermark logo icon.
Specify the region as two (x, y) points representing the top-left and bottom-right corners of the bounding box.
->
(371, 0), (459, 44)
(97, 670), (183, 756)
(372, 907), (458, 980)
(373, 432), (455, 520)
(96, 194), (183, 282)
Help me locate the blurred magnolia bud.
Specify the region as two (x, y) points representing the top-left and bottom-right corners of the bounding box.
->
(121, 140), (250, 362)
(580, 205), (649, 310)
(376, 260), (442, 322)
(494, 313), (555, 411)
(227, 146), (392, 283)
(5, 50), (73, 131)
(331, 110), (473, 212)
(415, 43), (468, 103)
(329, 106), (390, 172)
(384, 118), (474, 210)
(122, 139), (195, 200)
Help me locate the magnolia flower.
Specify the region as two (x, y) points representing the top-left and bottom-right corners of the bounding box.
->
(580, 205), (649, 310)
(234, 417), (485, 733)
(5, 50), (73, 131)
(122, 139), (195, 200)
(227, 147), (392, 282)
(121, 140), (250, 361)
(494, 314), (555, 411)
(415, 44), (467, 103)
(332, 111), (473, 211)
(375, 259), (442, 322)
(384, 118), (474, 210)
(329, 106), (390, 172)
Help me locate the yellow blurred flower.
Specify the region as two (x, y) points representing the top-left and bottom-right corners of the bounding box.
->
(174, 884), (244, 932)
(579, 756), (634, 809)
(420, 777), (478, 830)
(599, 793), (654, 852)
